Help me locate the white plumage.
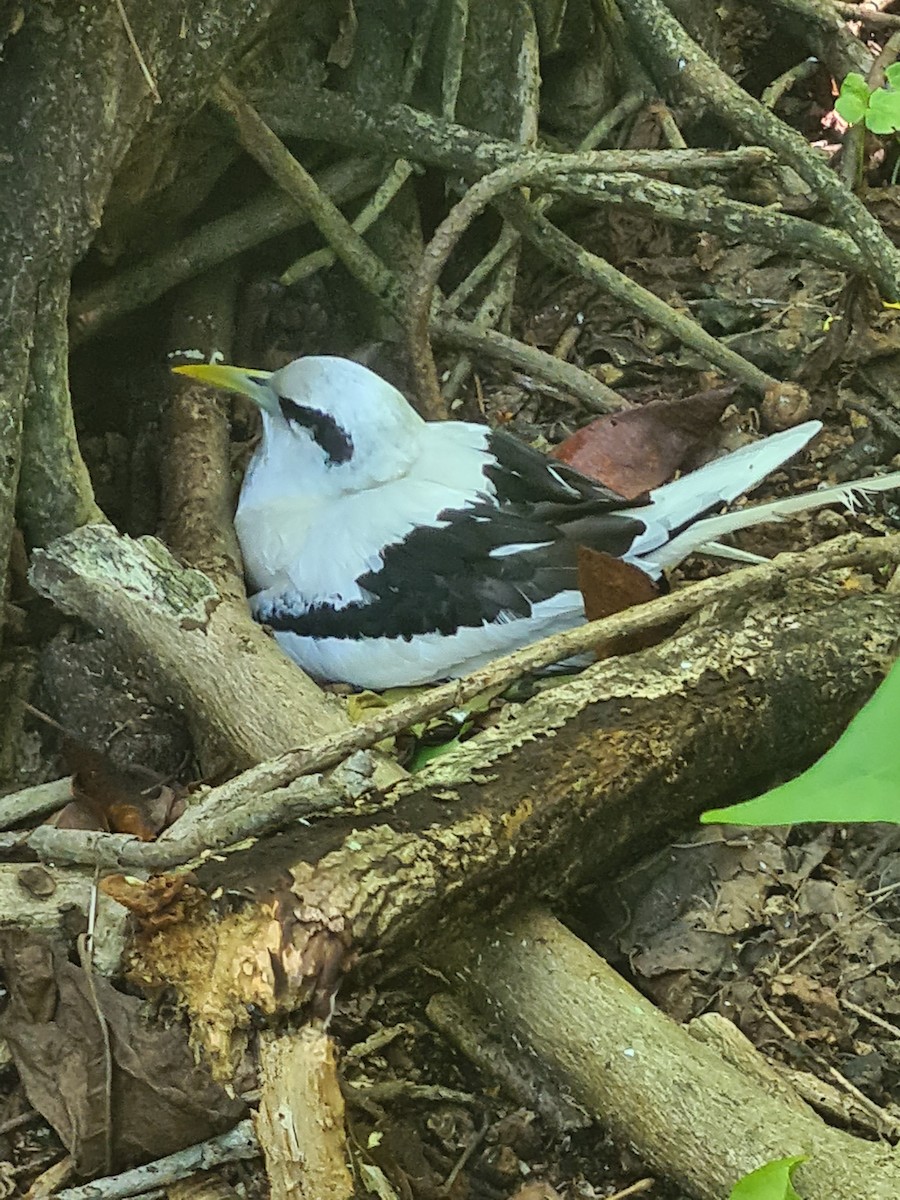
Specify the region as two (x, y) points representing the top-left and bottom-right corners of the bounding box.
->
(174, 356), (900, 689)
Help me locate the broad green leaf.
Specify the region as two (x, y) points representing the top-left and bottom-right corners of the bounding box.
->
(885, 62), (900, 89)
(702, 659), (900, 826)
(728, 1155), (806, 1200)
(865, 86), (900, 134)
(835, 72), (869, 124)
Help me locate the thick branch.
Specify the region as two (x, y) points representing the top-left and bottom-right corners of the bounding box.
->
(431, 908), (900, 1200)
(122, 584), (900, 1066)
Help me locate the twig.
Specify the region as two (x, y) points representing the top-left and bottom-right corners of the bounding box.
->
(54, 1121), (258, 1200)
(69, 159), (382, 346)
(502, 197), (793, 398)
(756, 994), (899, 1136)
(605, 1180), (655, 1200)
(551, 170), (863, 272)
(619, 0), (900, 299)
(578, 90), (648, 150)
(211, 79), (404, 321)
(442, 237), (520, 401)
(112, 0), (161, 103)
(279, 159), (414, 287)
(781, 878), (900, 972)
(0, 1110), (40, 1136)
(841, 997), (900, 1040)
(24, 531), (900, 871)
(443, 225), (520, 315)
(845, 395), (900, 442)
(433, 312), (631, 412)
(77, 931), (113, 1176)
(759, 0), (873, 78)
(762, 56), (822, 109)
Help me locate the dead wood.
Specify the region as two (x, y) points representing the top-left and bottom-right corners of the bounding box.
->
(255, 1030), (354, 1200)
(121, 582), (899, 1069)
(26, 525), (401, 780)
(430, 907), (900, 1200)
(22, 530), (900, 873)
(53, 1122), (257, 1200)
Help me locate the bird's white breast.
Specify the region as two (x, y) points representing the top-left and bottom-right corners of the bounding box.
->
(235, 421), (496, 611)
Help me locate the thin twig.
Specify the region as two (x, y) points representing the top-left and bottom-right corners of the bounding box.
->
(211, 79), (404, 320)
(111, 0), (161, 104)
(55, 1121), (258, 1200)
(433, 313), (631, 412)
(280, 158), (414, 286)
(757, 995), (899, 1136)
(77, 923), (113, 1175)
(841, 997), (900, 1040)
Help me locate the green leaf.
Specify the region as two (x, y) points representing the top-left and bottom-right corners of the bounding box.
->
(702, 659), (900, 826)
(835, 72), (870, 124)
(885, 62), (900, 89)
(866, 86), (900, 133)
(728, 1155), (806, 1200)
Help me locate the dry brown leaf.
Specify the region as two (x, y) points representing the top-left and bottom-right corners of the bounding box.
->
(52, 740), (180, 840)
(554, 387), (735, 499)
(0, 934), (245, 1177)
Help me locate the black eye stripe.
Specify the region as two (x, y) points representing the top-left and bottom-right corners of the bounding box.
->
(278, 397), (353, 465)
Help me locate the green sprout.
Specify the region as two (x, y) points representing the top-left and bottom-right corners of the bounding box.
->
(835, 63), (900, 134)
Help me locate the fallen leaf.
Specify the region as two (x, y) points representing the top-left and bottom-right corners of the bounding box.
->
(0, 933), (246, 1177)
(52, 740), (180, 840)
(554, 386), (735, 498)
(577, 547), (661, 656)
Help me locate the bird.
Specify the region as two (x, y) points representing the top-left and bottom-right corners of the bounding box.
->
(173, 355), (900, 689)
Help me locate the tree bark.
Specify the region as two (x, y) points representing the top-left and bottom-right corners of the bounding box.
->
(0, 0), (280, 631)
(431, 907), (900, 1200)
(121, 583), (900, 1070)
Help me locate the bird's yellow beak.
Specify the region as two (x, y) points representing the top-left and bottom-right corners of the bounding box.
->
(172, 362), (274, 401)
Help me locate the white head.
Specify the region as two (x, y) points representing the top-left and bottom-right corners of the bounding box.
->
(173, 355), (425, 493)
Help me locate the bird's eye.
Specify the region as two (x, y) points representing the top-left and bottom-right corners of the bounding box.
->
(277, 396), (353, 465)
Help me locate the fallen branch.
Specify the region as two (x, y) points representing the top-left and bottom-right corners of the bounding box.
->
(25, 531), (900, 869)
(54, 1121), (258, 1200)
(430, 907), (900, 1200)
(118, 581), (900, 1068)
(0, 777), (71, 830)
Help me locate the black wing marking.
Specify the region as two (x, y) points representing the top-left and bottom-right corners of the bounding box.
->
(483, 429), (633, 509)
(257, 435), (648, 642)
